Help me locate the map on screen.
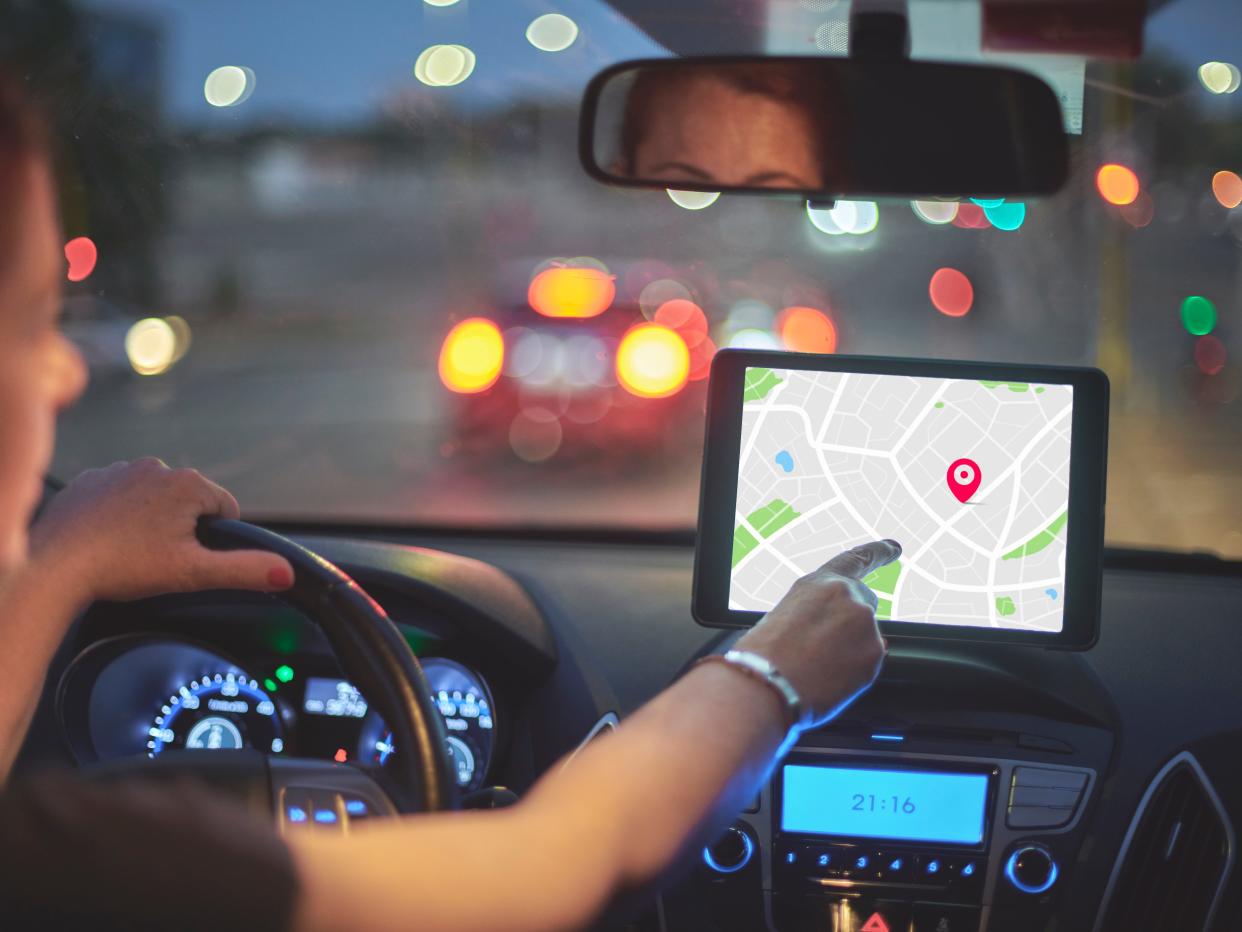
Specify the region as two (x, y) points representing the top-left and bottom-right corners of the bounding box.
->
(729, 367), (1073, 631)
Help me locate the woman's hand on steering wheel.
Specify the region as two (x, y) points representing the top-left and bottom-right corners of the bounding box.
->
(29, 458), (294, 606)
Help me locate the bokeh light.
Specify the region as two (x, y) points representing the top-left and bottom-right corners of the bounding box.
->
(203, 66), (255, 108)
(778, 306), (837, 353)
(526, 13), (579, 52)
(509, 409), (562, 463)
(728, 328), (780, 350)
(952, 202), (991, 229)
(638, 278), (693, 319)
(806, 200), (878, 236)
(1181, 296), (1217, 336)
(424, 0), (461, 6)
(982, 201), (1026, 231)
(1120, 192), (1155, 228)
(125, 318), (178, 376)
(414, 45), (476, 87)
(527, 266), (616, 318)
(970, 197), (1005, 208)
(615, 324), (690, 398)
(1198, 62), (1241, 95)
(1096, 164), (1140, 206)
(165, 315), (193, 363)
(654, 299), (709, 347)
(911, 200), (958, 225)
(688, 336), (718, 381)
(667, 189), (720, 210)
(929, 268), (974, 317)
(64, 236), (97, 282)
(1195, 335), (1227, 376)
(1211, 170), (1242, 209)
(438, 318), (504, 393)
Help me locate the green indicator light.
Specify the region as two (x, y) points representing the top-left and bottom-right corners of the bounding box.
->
(275, 664), (295, 684)
(1181, 296), (1217, 336)
(264, 678), (279, 693)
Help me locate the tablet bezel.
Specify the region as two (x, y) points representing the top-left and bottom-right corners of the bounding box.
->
(693, 350), (1108, 650)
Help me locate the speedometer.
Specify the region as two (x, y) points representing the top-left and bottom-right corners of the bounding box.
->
(148, 671), (284, 757)
(359, 657), (495, 791)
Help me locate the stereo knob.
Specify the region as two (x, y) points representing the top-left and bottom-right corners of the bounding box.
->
(1005, 844), (1059, 894)
(703, 826), (754, 874)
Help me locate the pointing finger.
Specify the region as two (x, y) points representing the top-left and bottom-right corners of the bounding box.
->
(816, 539), (902, 581)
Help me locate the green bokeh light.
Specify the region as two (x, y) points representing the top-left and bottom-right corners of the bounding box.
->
(1181, 296), (1217, 335)
(983, 201), (1026, 231)
(275, 664), (295, 683)
(263, 678), (279, 693)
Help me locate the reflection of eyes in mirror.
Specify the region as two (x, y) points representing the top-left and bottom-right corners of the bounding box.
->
(611, 64), (843, 191)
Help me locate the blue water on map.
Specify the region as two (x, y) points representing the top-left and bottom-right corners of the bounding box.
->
(775, 450), (794, 473)
(1045, 589), (1058, 600)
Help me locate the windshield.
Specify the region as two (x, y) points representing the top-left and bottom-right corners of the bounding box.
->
(8, 0), (1241, 554)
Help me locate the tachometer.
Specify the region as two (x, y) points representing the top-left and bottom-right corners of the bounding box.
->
(148, 671), (284, 757)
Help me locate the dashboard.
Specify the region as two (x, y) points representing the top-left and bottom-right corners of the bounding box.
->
(15, 529), (1242, 932)
(56, 638), (498, 791)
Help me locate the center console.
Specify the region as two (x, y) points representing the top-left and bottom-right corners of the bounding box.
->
(680, 645), (1117, 932)
(756, 747), (1093, 932)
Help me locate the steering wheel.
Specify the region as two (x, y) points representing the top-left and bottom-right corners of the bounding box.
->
(86, 518), (458, 822)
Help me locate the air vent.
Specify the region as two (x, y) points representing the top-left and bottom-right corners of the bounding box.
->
(1096, 753), (1234, 932)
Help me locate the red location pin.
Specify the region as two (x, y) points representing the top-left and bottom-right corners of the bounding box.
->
(947, 458), (982, 503)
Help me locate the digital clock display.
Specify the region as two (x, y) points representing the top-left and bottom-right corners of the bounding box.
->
(781, 764), (990, 845)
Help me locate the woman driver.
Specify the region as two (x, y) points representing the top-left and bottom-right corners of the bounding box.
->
(0, 72), (900, 932)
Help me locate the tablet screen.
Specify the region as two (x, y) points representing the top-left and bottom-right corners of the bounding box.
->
(729, 367), (1073, 632)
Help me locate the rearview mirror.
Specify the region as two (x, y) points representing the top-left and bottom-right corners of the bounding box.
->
(580, 57), (1068, 200)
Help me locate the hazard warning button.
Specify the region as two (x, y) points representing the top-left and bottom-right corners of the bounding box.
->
(838, 899), (911, 932)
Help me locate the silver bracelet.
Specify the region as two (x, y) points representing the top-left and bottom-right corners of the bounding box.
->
(694, 649), (808, 732)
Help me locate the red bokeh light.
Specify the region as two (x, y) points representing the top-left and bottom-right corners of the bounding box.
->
(1195, 335), (1227, 376)
(951, 203), (991, 229)
(654, 298), (709, 348)
(929, 268), (974, 317)
(64, 236), (98, 282)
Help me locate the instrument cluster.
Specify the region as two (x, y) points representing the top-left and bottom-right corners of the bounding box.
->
(58, 638), (498, 792)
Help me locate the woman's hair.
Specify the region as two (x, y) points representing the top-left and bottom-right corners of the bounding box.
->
(0, 68), (48, 260)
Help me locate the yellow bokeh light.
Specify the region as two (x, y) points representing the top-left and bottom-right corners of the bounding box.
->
(414, 45), (476, 87)
(666, 189), (720, 210)
(204, 66), (255, 108)
(439, 318), (504, 393)
(528, 266), (615, 318)
(526, 13), (579, 52)
(1199, 61), (1241, 95)
(125, 318), (178, 376)
(615, 324), (689, 399)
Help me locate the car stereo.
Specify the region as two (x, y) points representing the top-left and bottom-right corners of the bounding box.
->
(693, 350), (1109, 648)
(699, 748), (1097, 932)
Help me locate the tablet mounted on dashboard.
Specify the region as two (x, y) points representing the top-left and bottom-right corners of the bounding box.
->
(693, 351), (1108, 649)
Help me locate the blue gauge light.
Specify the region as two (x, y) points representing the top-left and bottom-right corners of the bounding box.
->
(148, 671), (282, 757)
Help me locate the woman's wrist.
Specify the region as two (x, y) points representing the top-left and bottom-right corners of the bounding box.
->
(17, 544), (96, 619)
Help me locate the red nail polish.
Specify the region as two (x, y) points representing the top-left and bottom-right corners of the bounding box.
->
(267, 566), (293, 589)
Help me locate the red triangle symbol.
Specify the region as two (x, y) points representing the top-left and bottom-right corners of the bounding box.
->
(860, 914), (891, 932)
